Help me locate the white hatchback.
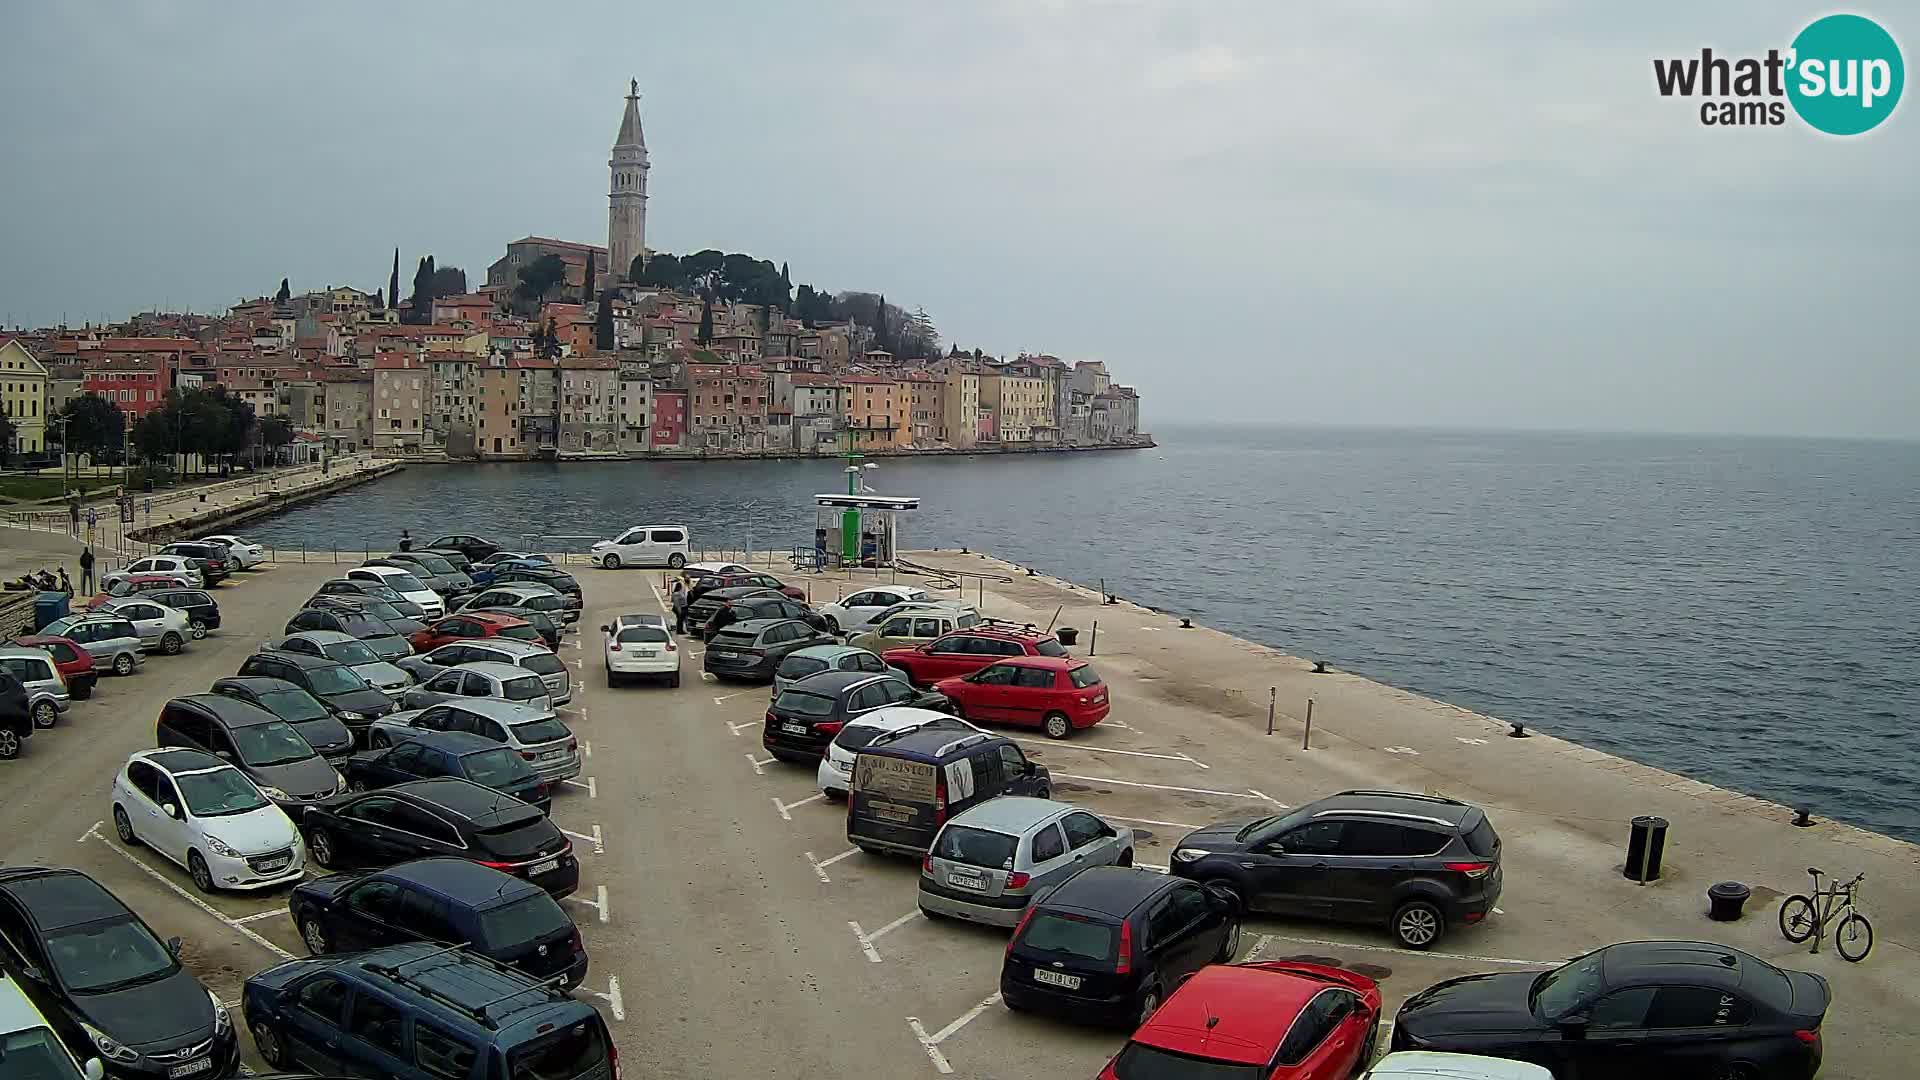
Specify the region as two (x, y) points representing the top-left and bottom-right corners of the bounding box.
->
(102, 555), (200, 591)
(815, 705), (983, 799)
(202, 534), (267, 568)
(602, 618), (680, 687)
(1362, 1053), (1554, 1080)
(111, 747), (305, 892)
(348, 564), (444, 618)
(591, 524), (690, 569)
(816, 585), (932, 634)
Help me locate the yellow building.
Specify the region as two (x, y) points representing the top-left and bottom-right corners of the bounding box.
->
(0, 338), (49, 456)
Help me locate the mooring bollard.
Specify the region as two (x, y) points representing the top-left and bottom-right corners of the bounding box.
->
(1303, 697), (1314, 749)
(1265, 687), (1276, 736)
(1089, 620), (1098, 655)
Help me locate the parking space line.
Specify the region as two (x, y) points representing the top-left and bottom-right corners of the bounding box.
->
(848, 910), (916, 962)
(582, 740), (592, 758)
(1103, 814), (1201, 829)
(806, 847), (860, 883)
(565, 884), (610, 924)
(85, 830), (296, 961)
(906, 993), (1003, 1074)
(1011, 739), (1208, 768)
(1256, 932), (1555, 968)
(560, 825), (605, 854)
(233, 909), (289, 925)
(1246, 933), (1273, 961)
(746, 753), (776, 775)
(1054, 773), (1284, 803)
(772, 792), (826, 820)
(583, 975), (625, 1021)
(563, 776), (598, 798)
(727, 720), (759, 736)
(712, 689), (758, 704)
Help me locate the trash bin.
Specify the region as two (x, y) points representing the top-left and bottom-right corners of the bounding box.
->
(32, 591), (69, 632)
(1624, 815), (1669, 882)
(1708, 881), (1751, 921)
(1056, 627), (1079, 647)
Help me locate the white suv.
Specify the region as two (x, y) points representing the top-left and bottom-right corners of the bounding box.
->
(816, 585), (932, 634)
(602, 618), (680, 687)
(102, 555), (200, 591)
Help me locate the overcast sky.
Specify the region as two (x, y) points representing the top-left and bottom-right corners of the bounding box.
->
(1, 1), (1914, 437)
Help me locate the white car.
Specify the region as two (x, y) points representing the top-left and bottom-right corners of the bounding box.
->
(1362, 1053), (1553, 1080)
(815, 585), (932, 634)
(91, 596), (192, 655)
(590, 524), (690, 570)
(815, 705), (982, 799)
(111, 747), (306, 892)
(202, 534), (266, 569)
(602, 618), (680, 687)
(102, 555), (200, 591)
(348, 564), (444, 618)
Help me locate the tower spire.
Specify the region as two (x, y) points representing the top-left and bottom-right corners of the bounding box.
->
(608, 79), (650, 283)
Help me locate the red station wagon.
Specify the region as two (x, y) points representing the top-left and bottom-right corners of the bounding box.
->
(10, 635), (97, 700)
(883, 627), (1069, 686)
(1098, 962), (1383, 1080)
(934, 656), (1109, 739)
(408, 610), (547, 653)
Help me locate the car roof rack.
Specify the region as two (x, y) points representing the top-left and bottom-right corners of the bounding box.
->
(1333, 789), (1465, 806)
(867, 718), (971, 747)
(363, 944), (567, 1030)
(933, 732), (994, 756)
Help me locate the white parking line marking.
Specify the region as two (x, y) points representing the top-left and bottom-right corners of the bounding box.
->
(701, 671), (717, 683)
(727, 720), (759, 736)
(1135, 863), (1168, 873)
(818, 847), (859, 869)
(1260, 932), (1554, 968)
(565, 885), (611, 924)
(1493, 907), (1505, 915)
(747, 753), (775, 775)
(78, 820), (103, 844)
(1055, 773), (1284, 803)
(561, 825), (605, 854)
(585, 975), (625, 1021)
(1103, 814), (1201, 829)
(1245, 788), (1282, 805)
(233, 909), (289, 925)
(906, 993), (1002, 1074)
(806, 847), (860, 883)
(1011, 739), (1208, 767)
(849, 911), (916, 963)
(1247, 933), (1273, 960)
(86, 833), (295, 960)
(582, 740), (592, 758)
(772, 792), (826, 820)
(563, 776), (597, 798)
(712, 690), (757, 704)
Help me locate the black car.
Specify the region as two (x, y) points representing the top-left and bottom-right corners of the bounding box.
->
(382, 552), (474, 596)
(488, 565), (581, 604)
(705, 618), (836, 683)
(143, 588), (221, 639)
(288, 857), (587, 988)
(155, 694), (345, 810)
(159, 542), (230, 585)
(282, 608), (411, 663)
(0, 670), (33, 760)
(426, 533), (501, 562)
(1001, 866), (1241, 1028)
(235, 650), (395, 742)
(303, 593), (427, 638)
(300, 777), (578, 897)
(417, 547), (476, 574)
(703, 594), (830, 642)
(763, 670), (950, 762)
(211, 676), (355, 760)
(311, 577), (426, 619)
(1170, 789), (1503, 949)
(685, 585), (786, 632)
(344, 729), (551, 814)
(0, 867), (240, 1078)
(464, 605), (563, 649)
(1392, 941), (1831, 1079)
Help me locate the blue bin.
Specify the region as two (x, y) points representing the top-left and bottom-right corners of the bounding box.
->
(33, 592), (69, 632)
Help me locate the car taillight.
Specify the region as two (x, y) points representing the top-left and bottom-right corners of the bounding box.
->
(477, 859), (516, 870)
(1115, 919), (1132, 974)
(609, 1040), (621, 1080)
(1795, 1029), (1821, 1046)
(665, 640), (676, 652)
(520, 751), (536, 761)
(609, 642), (620, 651)
(1008, 904), (1037, 954)
(934, 776), (948, 826)
(765, 709), (778, 727)
(533, 783), (549, 799)
(1444, 862), (1492, 879)
(922, 854), (933, 874)
(567, 738), (577, 751)
(817, 721), (843, 736)
(1007, 871), (1031, 890)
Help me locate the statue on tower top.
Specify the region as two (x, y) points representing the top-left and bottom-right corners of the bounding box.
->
(629, 78), (638, 98)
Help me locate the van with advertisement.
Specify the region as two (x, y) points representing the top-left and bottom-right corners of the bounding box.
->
(846, 722), (1051, 856)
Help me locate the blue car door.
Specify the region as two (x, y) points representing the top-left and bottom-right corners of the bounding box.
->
(339, 988), (419, 1078)
(281, 974), (354, 1075)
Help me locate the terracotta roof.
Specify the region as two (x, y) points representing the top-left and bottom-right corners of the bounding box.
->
(100, 337), (197, 352)
(558, 355), (617, 370)
(373, 355), (419, 370)
(509, 236), (608, 255)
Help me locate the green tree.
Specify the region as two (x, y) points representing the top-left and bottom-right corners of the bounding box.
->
(129, 410), (176, 465)
(259, 417), (294, 463)
(514, 255), (568, 310)
(408, 257), (431, 322)
(582, 255), (596, 305)
(0, 413), (15, 465)
(388, 248), (401, 310)
(55, 394), (126, 466)
(595, 292), (616, 351)
(275, 278), (290, 303)
(429, 264), (467, 297)
(696, 295), (714, 345)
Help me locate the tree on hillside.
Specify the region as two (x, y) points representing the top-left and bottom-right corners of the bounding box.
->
(388, 248), (401, 310)
(901, 306), (939, 359)
(582, 255), (596, 305)
(408, 257), (431, 322)
(514, 255), (568, 312)
(429, 265), (467, 297)
(275, 278), (291, 303)
(697, 294), (713, 345)
(595, 292), (616, 352)
(374, 288), (384, 309)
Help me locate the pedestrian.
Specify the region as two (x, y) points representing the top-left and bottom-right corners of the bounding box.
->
(67, 493), (80, 537)
(399, 529), (413, 552)
(671, 578), (688, 634)
(78, 546), (95, 595)
(57, 568), (72, 597)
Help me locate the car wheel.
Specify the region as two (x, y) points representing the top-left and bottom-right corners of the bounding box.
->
(1136, 986), (1162, 1026)
(347, 778), (368, 793)
(668, 552), (686, 568)
(371, 731), (391, 749)
(1709, 1065), (1758, 1080)
(160, 632), (183, 655)
(1216, 919), (1242, 962)
(603, 553), (621, 570)
(1033, 782), (1051, 799)
(31, 700), (57, 729)
(1043, 712), (1072, 739)
(188, 619), (208, 640)
(824, 615), (840, 634)
(113, 653), (134, 676)
(114, 806), (138, 846)
(668, 672), (681, 688)
(251, 1022), (289, 1069)
(1392, 899), (1445, 949)
(299, 916), (331, 955)
(308, 828), (337, 869)
(0, 729), (19, 760)
(188, 851), (215, 893)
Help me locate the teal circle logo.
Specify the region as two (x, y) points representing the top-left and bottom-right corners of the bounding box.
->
(1787, 14), (1904, 134)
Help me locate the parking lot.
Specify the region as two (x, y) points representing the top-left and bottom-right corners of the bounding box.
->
(3, 554), (1915, 1078)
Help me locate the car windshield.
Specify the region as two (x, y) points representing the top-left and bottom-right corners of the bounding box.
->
(617, 627), (669, 645)
(0, 1026), (89, 1080)
(384, 572), (428, 593)
(45, 915), (176, 993)
(1034, 639), (1068, 657)
(357, 600), (405, 621)
(1019, 912), (1116, 962)
(507, 1018), (609, 1080)
(778, 655), (829, 680)
(415, 555), (457, 575)
(322, 640), (380, 666)
(1530, 952), (1607, 1019)
(1110, 1042), (1262, 1080)
(503, 675), (546, 701)
(338, 616), (385, 638)
(476, 894), (572, 950)
(1068, 665), (1102, 689)
(833, 724), (889, 751)
(462, 747), (534, 787)
(176, 768), (269, 816)
(511, 717), (571, 744)
(520, 653), (566, 676)
(500, 625), (545, 643)
(774, 690), (836, 717)
(932, 825), (1019, 869)
(231, 720), (317, 767)
(306, 665), (371, 694)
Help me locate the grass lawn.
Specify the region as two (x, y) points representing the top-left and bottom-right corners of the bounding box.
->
(0, 474), (123, 502)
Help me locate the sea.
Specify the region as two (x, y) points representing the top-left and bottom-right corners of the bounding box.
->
(244, 425), (1920, 843)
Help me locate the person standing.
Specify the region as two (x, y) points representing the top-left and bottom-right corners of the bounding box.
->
(57, 568), (72, 597)
(67, 492), (80, 537)
(399, 529), (413, 552)
(78, 546), (95, 595)
(670, 578), (689, 634)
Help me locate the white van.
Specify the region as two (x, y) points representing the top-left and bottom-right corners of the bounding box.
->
(591, 524), (691, 569)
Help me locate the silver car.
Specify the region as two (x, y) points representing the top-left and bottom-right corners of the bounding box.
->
(0, 647), (69, 729)
(262, 631), (414, 699)
(919, 798), (1135, 927)
(398, 638), (571, 706)
(366, 697), (581, 783)
(90, 597), (192, 655)
(41, 615), (146, 676)
(398, 659), (553, 713)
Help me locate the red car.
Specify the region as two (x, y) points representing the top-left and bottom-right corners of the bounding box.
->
(1097, 962), (1382, 1080)
(883, 626), (1069, 686)
(408, 610), (546, 652)
(10, 635), (97, 700)
(934, 656), (1109, 738)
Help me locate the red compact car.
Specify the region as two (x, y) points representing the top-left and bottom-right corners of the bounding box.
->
(10, 635), (97, 700)
(409, 610), (546, 652)
(1097, 962), (1382, 1080)
(934, 656), (1109, 738)
(884, 627), (1069, 686)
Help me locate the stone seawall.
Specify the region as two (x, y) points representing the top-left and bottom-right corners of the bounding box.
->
(128, 463), (402, 544)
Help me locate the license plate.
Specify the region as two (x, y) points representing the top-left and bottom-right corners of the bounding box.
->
(948, 871), (987, 892)
(782, 722), (809, 735)
(256, 858), (289, 872)
(168, 1059), (213, 1079)
(529, 858), (559, 875)
(634, 649), (656, 657)
(541, 749), (566, 759)
(1032, 969), (1081, 989)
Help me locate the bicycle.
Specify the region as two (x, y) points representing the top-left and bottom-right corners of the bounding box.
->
(1779, 866), (1872, 962)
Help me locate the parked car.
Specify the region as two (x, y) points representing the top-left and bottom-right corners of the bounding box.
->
(342, 730), (550, 813)
(1364, 1053), (1554, 1080)
(815, 585), (932, 634)
(1171, 789), (1503, 949)
(772, 643), (903, 696)
(590, 524), (689, 568)
(159, 542), (230, 585)
(289, 858), (587, 988)
(211, 677), (355, 760)
(690, 571), (805, 603)
(476, 551), (551, 568)
(0, 867), (239, 1078)
(464, 605), (562, 649)
(284, 607), (412, 663)
(702, 594), (830, 642)
(367, 699), (580, 785)
(1003, 866), (1241, 1028)
(485, 565), (581, 608)
(0, 671), (34, 760)
(234, 651), (396, 742)
(39, 615), (144, 677)
(1390, 941), (1831, 1080)
(763, 671), (949, 763)
(313, 576), (426, 619)
(683, 586), (786, 635)
(884, 626), (1068, 687)
(380, 552), (473, 596)
(848, 604), (986, 654)
(263, 632), (414, 699)
(304, 593), (427, 638)
(90, 597), (190, 656)
(396, 639), (570, 706)
(156, 694), (346, 810)
(705, 618), (837, 683)
(847, 727), (1050, 856)
(416, 547), (475, 576)
(140, 587), (220, 639)
(11, 635), (96, 700)
(396, 660), (553, 714)
(409, 611), (544, 653)
(97, 574), (186, 601)
(0, 963), (104, 1079)
(0, 646), (69, 729)
(299, 778), (578, 897)
(457, 584), (576, 627)
(242, 942), (611, 1080)
(101, 555), (199, 591)
(601, 618), (680, 687)
(424, 533), (502, 562)
(200, 533), (266, 569)
(935, 656), (1110, 739)
(814, 707), (980, 800)
(345, 565), (442, 619)
(920, 799), (1133, 926)
(111, 747), (306, 892)
(678, 560), (749, 587)
(1098, 962), (1383, 1080)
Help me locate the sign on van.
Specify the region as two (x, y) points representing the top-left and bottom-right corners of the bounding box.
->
(856, 755), (936, 801)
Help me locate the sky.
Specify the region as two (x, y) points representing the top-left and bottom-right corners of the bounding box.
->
(1, 1), (1915, 437)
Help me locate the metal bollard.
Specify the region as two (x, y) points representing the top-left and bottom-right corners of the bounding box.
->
(1089, 620), (1098, 656)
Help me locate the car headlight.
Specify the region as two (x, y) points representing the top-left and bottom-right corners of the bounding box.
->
(203, 836), (240, 858)
(259, 785), (291, 801)
(1173, 848), (1213, 862)
(337, 710), (365, 721)
(334, 770), (347, 792)
(209, 990), (231, 1034)
(81, 1023), (140, 1064)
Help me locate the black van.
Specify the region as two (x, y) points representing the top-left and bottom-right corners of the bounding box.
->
(847, 723), (1051, 856)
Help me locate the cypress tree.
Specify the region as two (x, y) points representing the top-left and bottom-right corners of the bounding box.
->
(583, 255), (597, 304)
(388, 248), (400, 310)
(697, 295), (713, 345)
(275, 278), (290, 303)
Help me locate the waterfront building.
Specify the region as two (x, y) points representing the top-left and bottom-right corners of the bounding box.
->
(473, 363), (522, 459)
(842, 374), (910, 450)
(80, 357), (170, 419)
(0, 338), (50, 457)
(650, 388), (687, 449)
(900, 370), (942, 446)
(320, 371), (373, 453)
(371, 354), (428, 454)
(938, 369), (982, 450)
(426, 352), (480, 454)
(617, 367), (651, 452)
(687, 364), (769, 451)
(558, 355), (619, 453)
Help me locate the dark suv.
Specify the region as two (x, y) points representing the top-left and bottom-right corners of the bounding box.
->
(300, 777), (578, 897)
(1170, 789), (1503, 949)
(242, 941), (614, 1080)
(762, 670), (950, 763)
(704, 618), (835, 682)
(144, 587), (221, 638)
(702, 594), (829, 642)
(236, 650), (395, 742)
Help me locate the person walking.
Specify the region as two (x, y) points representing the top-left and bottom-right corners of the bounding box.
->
(78, 546), (95, 595)
(399, 529), (414, 552)
(67, 493), (80, 537)
(57, 568), (72, 597)
(671, 578), (689, 634)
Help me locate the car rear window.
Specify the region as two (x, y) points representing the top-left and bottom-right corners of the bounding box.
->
(511, 718), (571, 745)
(774, 690), (836, 717)
(854, 755), (936, 801)
(1019, 912), (1116, 962)
(1111, 1042), (1262, 1080)
(777, 655), (829, 680)
(507, 1017), (609, 1080)
(503, 675), (547, 701)
(711, 630), (759, 648)
(384, 572), (428, 593)
(260, 686), (331, 721)
(1068, 665), (1101, 689)
(932, 825), (1019, 869)
(834, 724), (887, 751)
(520, 653), (566, 676)
(500, 625), (545, 643)
(474, 817), (561, 861)
(617, 627), (669, 644)
(462, 747), (533, 787)
(1033, 639), (1067, 657)
(477, 894), (573, 950)
(1465, 815), (1501, 858)
(525, 594), (565, 612)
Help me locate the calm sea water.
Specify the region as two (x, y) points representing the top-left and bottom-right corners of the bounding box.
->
(247, 427), (1920, 842)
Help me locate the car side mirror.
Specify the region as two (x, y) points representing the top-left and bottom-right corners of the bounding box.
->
(165, 936), (182, 957)
(214, 750), (233, 762)
(599, 625), (611, 633)
(163, 803), (181, 819)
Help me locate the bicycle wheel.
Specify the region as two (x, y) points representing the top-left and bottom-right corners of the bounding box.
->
(1778, 895), (1817, 943)
(1836, 912), (1873, 962)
